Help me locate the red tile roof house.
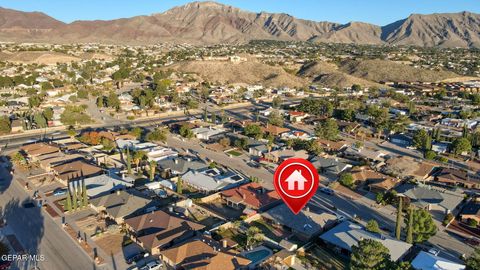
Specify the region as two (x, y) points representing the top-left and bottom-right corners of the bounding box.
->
(288, 111), (308, 123)
(124, 210), (205, 255)
(220, 183), (281, 213)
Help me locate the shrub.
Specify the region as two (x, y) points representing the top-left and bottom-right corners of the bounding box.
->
(469, 218), (479, 228)
(442, 213), (454, 226)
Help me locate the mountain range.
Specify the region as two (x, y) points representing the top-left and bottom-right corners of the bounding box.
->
(0, 1), (479, 48)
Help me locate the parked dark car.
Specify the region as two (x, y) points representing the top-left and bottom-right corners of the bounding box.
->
(125, 251), (146, 264)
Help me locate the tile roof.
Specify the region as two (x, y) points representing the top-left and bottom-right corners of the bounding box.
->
(89, 189), (152, 219)
(261, 203), (337, 238)
(52, 159), (103, 181)
(161, 237), (250, 270)
(125, 210), (204, 250)
(220, 183), (280, 210)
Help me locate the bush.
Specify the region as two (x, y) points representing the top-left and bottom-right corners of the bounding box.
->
(469, 218), (479, 228)
(425, 150), (437, 160)
(339, 173), (354, 189)
(443, 213), (454, 226)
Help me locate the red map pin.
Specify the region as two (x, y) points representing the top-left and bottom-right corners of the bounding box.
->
(273, 158), (319, 215)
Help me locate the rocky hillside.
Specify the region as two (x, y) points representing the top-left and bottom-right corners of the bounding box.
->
(0, 2), (479, 47)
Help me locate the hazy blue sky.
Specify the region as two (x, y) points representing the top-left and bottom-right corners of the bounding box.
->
(1, 0), (478, 25)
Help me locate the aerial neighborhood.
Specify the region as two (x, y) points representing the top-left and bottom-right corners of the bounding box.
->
(0, 1), (480, 270)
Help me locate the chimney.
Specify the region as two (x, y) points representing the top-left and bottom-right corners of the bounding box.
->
(174, 159), (179, 164)
(222, 239), (227, 249)
(122, 173), (125, 180)
(187, 158), (192, 162)
(242, 193), (246, 200)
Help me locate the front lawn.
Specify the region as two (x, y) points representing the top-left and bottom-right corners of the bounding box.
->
(226, 150), (243, 157)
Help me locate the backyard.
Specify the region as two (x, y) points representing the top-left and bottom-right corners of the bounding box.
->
(299, 244), (348, 270)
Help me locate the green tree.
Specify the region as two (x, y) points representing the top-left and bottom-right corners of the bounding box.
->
(246, 226), (264, 249)
(0, 116), (11, 135)
(339, 173), (354, 189)
(211, 111), (217, 124)
(33, 113), (47, 128)
(65, 189), (72, 212)
(395, 196), (403, 240)
(315, 118), (339, 141)
(244, 124), (263, 139)
(129, 127), (143, 139)
(82, 181), (88, 207)
(72, 187), (78, 210)
(149, 160), (157, 181)
(146, 128), (168, 143)
(412, 129), (432, 156)
(272, 96), (282, 109)
(107, 91), (120, 110)
(406, 208), (437, 243)
(366, 219), (381, 233)
(180, 124), (194, 139)
(43, 107), (54, 121)
(177, 178), (183, 194)
(451, 137), (472, 156)
(60, 105), (92, 126)
(350, 239), (392, 270)
(406, 206), (414, 244)
(133, 151), (146, 172)
(268, 110), (284, 127)
(466, 248), (480, 270)
(28, 95), (41, 108)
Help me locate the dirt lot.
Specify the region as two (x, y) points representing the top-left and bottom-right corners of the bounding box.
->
(94, 232), (126, 255)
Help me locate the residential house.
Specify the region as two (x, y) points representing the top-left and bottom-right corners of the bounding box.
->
(433, 167), (479, 188)
(459, 199), (480, 224)
(220, 183), (280, 213)
(52, 159), (103, 185)
(38, 153), (84, 171)
(124, 210), (205, 255)
(395, 183), (463, 214)
(280, 131), (313, 141)
(288, 111), (308, 123)
(350, 167), (400, 193)
(343, 147), (387, 163)
(160, 237), (251, 270)
(157, 156), (206, 176)
(192, 127), (226, 141)
(390, 134), (412, 147)
(248, 142), (271, 157)
(311, 156), (352, 178)
(72, 173), (135, 198)
(145, 146), (178, 162)
(411, 251), (465, 270)
(89, 189), (155, 223)
(21, 143), (60, 161)
(181, 167), (247, 193)
(319, 221), (412, 261)
(261, 203), (337, 242)
(264, 149), (309, 163)
(315, 139), (348, 153)
(383, 156), (436, 181)
(261, 124), (290, 137)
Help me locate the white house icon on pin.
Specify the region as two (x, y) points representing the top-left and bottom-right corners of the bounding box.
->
(285, 170), (308, 190)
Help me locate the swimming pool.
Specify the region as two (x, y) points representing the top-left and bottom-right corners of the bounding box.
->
(242, 246), (273, 265)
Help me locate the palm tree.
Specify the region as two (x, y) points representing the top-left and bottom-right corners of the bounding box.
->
(133, 151), (146, 172)
(149, 160), (157, 181)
